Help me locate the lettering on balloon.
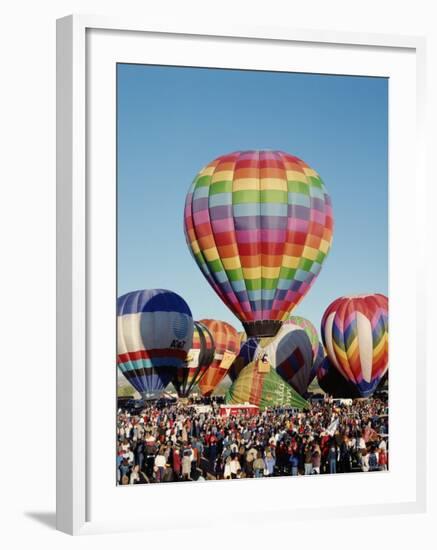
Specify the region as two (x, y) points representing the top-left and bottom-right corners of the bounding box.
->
(170, 339), (186, 349)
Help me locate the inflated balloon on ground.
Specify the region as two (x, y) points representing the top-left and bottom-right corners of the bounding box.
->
(226, 360), (309, 411)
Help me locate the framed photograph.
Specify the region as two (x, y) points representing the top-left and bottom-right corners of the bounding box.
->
(56, 15), (427, 535)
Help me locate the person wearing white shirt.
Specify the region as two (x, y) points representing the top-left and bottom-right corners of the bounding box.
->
(124, 450), (134, 464)
(361, 451), (369, 472)
(223, 457), (232, 479)
(230, 456), (241, 479)
(154, 452), (166, 482)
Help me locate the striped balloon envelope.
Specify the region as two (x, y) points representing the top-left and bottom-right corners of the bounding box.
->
(172, 321), (215, 398)
(228, 322), (314, 396)
(184, 150), (333, 339)
(225, 361), (309, 411)
(197, 319), (239, 396)
(117, 289), (194, 396)
(321, 294), (388, 397)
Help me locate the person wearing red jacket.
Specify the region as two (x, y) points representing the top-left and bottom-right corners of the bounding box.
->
(172, 447), (181, 479)
(378, 448), (388, 470)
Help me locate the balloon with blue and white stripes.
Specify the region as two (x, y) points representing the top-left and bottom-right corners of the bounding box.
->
(117, 289), (194, 396)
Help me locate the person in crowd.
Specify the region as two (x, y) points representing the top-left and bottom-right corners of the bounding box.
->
(264, 450), (276, 477)
(368, 447), (379, 471)
(223, 456), (232, 479)
(230, 454), (241, 479)
(328, 443), (338, 474)
(290, 453), (299, 476)
(130, 464), (141, 484)
(173, 446), (181, 479)
(303, 444), (313, 476)
(182, 448), (192, 480)
(361, 449), (370, 472)
(378, 447), (388, 471)
(253, 452), (265, 478)
(119, 457), (130, 480)
(162, 463), (174, 482)
(154, 447), (166, 482)
(311, 450), (321, 474)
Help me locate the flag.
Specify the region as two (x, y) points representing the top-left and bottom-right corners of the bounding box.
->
(326, 418), (339, 436)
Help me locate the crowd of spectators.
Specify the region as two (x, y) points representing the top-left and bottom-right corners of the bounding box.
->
(116, 396), (388, 485)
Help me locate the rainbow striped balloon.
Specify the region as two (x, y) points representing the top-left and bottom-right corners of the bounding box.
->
(117, 289), (194, 395)
(321, 294), (388, 397)
(184, 150), (333, 338)
(172, 321), (215, 398)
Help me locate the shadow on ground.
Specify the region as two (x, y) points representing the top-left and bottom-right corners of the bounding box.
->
(25, 511), (56, 530)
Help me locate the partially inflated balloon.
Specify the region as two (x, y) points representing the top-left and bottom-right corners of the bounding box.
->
(197, 319), (239, 396)
(184, 151), (333, 338)
(228, 323), (314, 396)
(172, 321), (215, 398)
(226, 361), (308, 411)
(117, 289), (194, 395)
(321, 294), (388, 397)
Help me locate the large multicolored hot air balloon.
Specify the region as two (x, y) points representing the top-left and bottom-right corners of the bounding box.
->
(321, 294), (388, 398)
(228, 322), (314, 396)
(197, 319), (239, 396)
(172, 321), (215, 398)
(226, 360), (308, 411)
(117, 289), (194, 396)
(184, 150), (333, 338)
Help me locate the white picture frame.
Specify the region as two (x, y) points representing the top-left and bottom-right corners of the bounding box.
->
(56, 14), (427, 535)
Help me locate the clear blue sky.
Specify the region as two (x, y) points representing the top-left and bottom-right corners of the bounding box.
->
(117, 64), (388, 337)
